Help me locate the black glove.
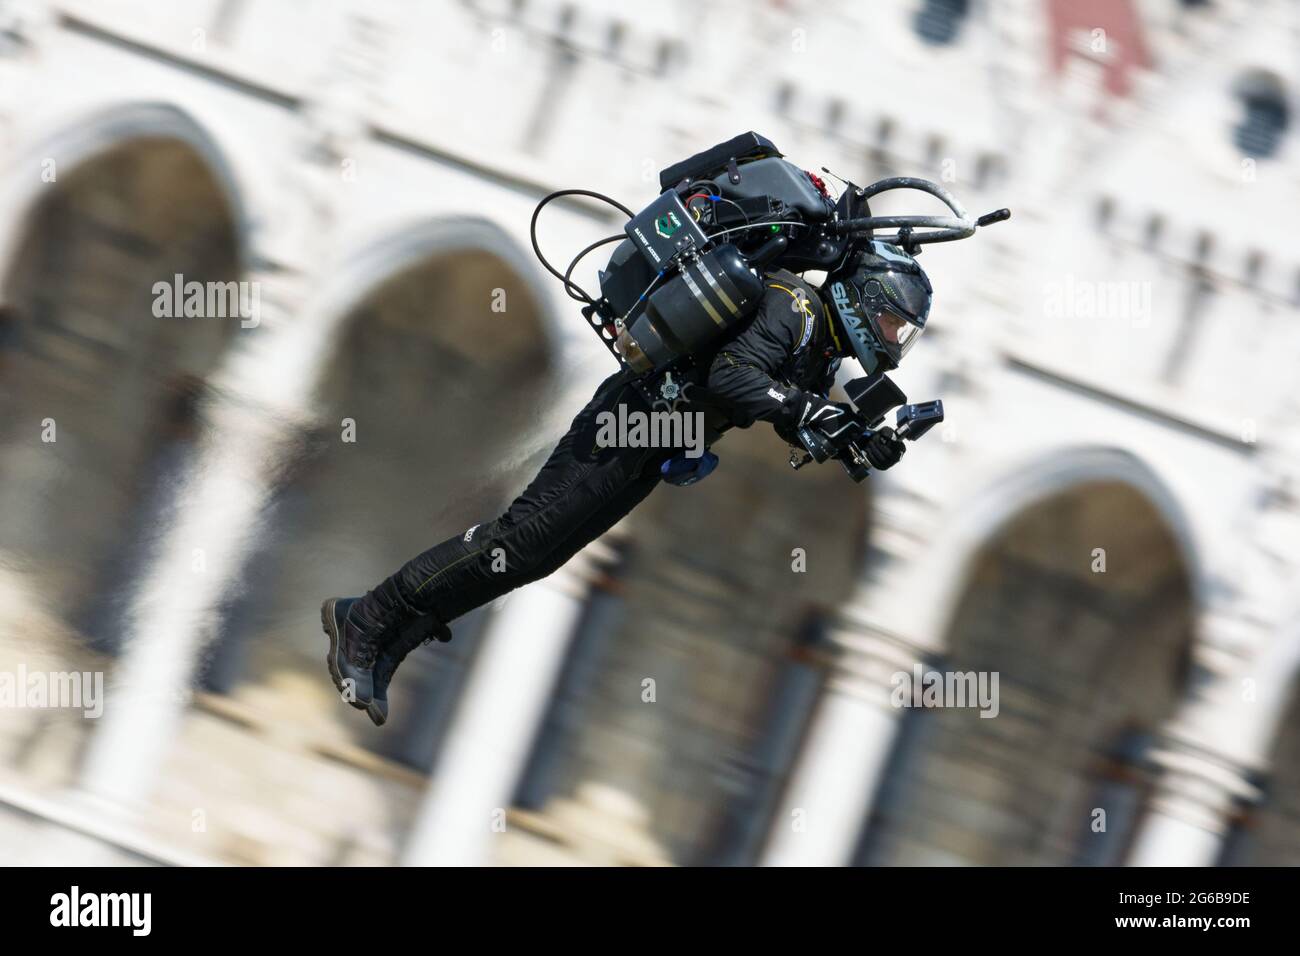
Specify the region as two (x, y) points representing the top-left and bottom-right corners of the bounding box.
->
(863, 426), (907, 471)
(795, 400), (861, 463)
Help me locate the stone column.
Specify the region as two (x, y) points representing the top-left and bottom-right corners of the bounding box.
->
(403, 536), (622, 866)
(1126, 736), (1258, 867)
(78, 267), (317, 807)
(760, 406), (953, 867)
(77, 19), (384, 809)
(1126, 605), (1290, 867)
(1128, 452), (1300, 866)
(759, 595), (926, 867)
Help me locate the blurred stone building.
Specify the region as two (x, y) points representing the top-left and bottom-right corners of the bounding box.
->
(0, 0), (1298, 866)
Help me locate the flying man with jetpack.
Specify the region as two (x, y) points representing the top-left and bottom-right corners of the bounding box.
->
(320, 131), (1010, 726)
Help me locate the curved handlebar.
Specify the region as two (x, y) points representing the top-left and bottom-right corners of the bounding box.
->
(830, 177), (1009, 247)
(977, 208), (1011, 227)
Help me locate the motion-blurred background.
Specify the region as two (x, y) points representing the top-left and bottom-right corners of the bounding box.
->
(0, 0), (1298, 866)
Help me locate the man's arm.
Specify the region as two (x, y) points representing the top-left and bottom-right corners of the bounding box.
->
(704, 285), (829, 439)
(704, 285), (907, 472)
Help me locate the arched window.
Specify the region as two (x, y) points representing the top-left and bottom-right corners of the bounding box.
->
(1232, 72), (1290, 158)
(774, 81), (795, 115)
(1095, 195), (1115, 231)
(913, 0), (970, 46)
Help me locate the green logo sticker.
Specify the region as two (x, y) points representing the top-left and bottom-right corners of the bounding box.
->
(654, 211), (682, 238)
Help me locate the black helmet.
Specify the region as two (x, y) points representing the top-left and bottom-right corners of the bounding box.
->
(824, 241), (932, 373)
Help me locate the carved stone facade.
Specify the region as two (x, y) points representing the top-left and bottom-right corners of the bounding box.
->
(0, 0), (1296, 866)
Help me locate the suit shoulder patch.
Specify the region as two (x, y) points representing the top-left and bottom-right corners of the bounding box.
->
(765, 281), (816, 353)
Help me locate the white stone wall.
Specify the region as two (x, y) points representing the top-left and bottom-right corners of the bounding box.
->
(0, 0), (1296, 865)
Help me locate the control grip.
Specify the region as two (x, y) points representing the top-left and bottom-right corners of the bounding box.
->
(895, 400), (944, 441)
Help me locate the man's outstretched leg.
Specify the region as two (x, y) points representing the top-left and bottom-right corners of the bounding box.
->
(321, 371), (666, 725)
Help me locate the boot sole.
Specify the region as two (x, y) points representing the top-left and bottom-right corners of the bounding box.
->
(321, 599), (369, 711)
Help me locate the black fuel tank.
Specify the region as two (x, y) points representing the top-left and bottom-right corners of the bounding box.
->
(617, 244), (762, 373)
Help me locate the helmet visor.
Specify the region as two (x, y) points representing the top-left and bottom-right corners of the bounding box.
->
(868, 304), (925, 364)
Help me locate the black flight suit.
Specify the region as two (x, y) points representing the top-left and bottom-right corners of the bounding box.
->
(384, 268), (845, 624)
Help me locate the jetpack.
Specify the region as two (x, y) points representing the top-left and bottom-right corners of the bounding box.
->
(530, 132), (1009, 479)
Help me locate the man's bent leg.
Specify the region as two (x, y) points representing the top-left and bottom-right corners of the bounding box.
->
(362, 443), (662, 725)
(394, 440), (662, 622)
(435, 450), (663, 620)
(328, 370), (663, 723)
(375, 370), (656, 622)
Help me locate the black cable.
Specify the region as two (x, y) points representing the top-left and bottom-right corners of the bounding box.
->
(530, 189), (635, 304)
(563, 233), (626, 306)
(620, 268), (668, 322)
(684, 180), (751, 233)
(707, 195), (750, 232)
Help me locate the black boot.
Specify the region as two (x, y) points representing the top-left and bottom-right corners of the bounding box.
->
(320, 578), (424, 709)
(365, 611), (452, 727)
